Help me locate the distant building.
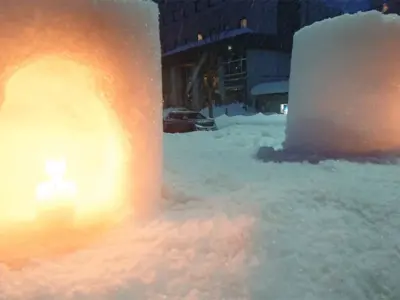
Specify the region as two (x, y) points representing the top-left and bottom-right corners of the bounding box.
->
(157, 0), (341, 112)
(370, 0), (400, 13)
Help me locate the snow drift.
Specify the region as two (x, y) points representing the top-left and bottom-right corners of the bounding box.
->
(285, 11), (400, 156)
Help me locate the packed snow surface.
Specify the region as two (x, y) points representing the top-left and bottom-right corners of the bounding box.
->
(1, 113), (399, 300)
(286, 11), (400, 155)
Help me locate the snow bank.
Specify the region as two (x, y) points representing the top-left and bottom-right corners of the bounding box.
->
(164, 102), (252, 119)
(0, 213), (255, 300)
(285, 11), (400, 155)
(215, 113), (286, 130)
(200, 102), (251, 117)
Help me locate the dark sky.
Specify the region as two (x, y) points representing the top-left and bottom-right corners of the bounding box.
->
(325, 0), (370, 12)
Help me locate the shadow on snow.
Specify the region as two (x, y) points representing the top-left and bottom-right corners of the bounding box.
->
(255, 146), (400, 165)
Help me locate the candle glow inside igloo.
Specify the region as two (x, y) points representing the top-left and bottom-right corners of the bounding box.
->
(0, 0), (162, 264)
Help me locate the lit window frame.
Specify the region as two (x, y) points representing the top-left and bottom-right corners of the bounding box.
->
(240, 18), (247, 28)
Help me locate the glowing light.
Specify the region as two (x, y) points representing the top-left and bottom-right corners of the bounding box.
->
(36, 159), (76, 206)
(0, 56), (127, 228)
(382, 3), (389, 13)
(0, 0), (162, 266)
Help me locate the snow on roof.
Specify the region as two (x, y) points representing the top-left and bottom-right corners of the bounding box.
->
(163, 28), (254, 57)
(251, 80), (289, 96)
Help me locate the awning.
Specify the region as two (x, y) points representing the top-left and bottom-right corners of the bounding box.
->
(163, 28), (254, 57)
(251, 80), (289, 96)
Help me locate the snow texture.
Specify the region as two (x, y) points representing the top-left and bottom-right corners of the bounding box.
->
(1, 112), (399, 300)
(0, 0), (162, 218)
(285, 11), (400, 156)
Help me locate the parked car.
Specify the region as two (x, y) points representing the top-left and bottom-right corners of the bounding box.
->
(163, 109), (217, 133)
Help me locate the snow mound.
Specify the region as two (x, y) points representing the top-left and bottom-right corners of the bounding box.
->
(200, 102), (251, 117)
(164, 102), (252, 119)
(216, 113), (285, 130)
(0, 196), (255, 300)
(285, 11), (400, 156)
(0, 0), (162, 265)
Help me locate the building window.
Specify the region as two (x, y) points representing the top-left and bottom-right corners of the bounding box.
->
(221, 23), (230, 31)
(209, 28), (216, 38)
(224, 58), (247, 75)
(240, 18), (248, 28)
(172, 10), (179, 22)
(197, 33), (203, 41)
(181, 8), (187, 18)
(194, 0), (200, 12)
(382, 3), (389, 13)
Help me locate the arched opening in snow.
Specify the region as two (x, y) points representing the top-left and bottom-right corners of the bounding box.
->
(0, 56), (128, 230)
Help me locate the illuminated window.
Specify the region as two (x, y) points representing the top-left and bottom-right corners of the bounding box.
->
(240, 18), (247, 28)
(382, 3), (389, 13)
(197, 33), (203, 41)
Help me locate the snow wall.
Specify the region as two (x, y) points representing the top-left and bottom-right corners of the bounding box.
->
(0, 0), (162, 219)
(284, 11), (400, 155)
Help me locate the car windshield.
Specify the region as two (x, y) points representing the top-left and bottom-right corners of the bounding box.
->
(184, 112), (206, 120)
(169, 112), (206, 120)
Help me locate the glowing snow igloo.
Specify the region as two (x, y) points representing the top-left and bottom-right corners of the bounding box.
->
(284, 11), (400, 155)
(0, 0), (161, 262)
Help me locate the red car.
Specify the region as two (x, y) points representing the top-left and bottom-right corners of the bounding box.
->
(163, 109), (217, 133)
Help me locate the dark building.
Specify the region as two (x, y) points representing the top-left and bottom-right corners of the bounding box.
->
(370, 0), (400, 13)
(157, 0), (342, 112)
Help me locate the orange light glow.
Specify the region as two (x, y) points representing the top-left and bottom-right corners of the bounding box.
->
(36, 159), (76, 208)
(0, 56), (128, 229)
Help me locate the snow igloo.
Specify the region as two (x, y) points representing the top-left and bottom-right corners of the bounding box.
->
(0, 0), (162, 263)
(284, 11), (400, 156)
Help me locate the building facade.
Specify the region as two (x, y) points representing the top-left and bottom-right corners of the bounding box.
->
(370, 0), (400, 13)
(157, 0), (341, 111)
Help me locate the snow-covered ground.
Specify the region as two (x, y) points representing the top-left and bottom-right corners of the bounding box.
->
(1, 113), (400, 300)
(164, 102), (254, 118)
(200, 102), (254, 117)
